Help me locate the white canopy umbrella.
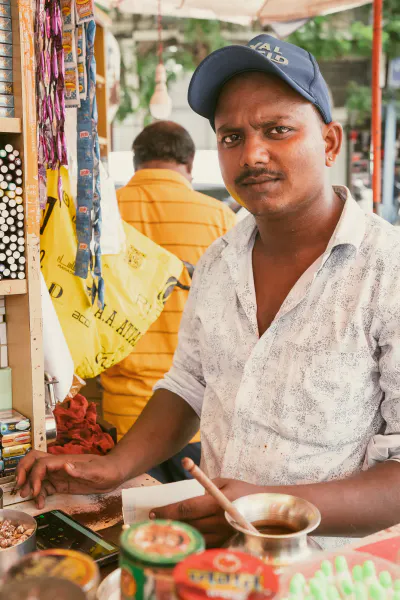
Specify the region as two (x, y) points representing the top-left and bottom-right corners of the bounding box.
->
(116, 0), (372, 26)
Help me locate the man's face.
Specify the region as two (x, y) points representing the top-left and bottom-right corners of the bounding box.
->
(215, 72), (333, 217)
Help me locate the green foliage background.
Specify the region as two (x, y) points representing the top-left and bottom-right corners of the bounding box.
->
(115, 1), (400, 125)
(288, 0), (400, 123)
(116, 18), (230, 123)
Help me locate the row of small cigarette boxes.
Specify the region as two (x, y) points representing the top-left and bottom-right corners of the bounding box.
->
(0, 409), (31, 477)
(0, 0), (14, 117)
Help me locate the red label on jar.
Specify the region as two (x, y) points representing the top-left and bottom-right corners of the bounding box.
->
(173, 549), (278, 600)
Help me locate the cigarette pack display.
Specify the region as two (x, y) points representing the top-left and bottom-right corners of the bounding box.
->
(0, 4), (10, 18)
(0, 81), (12, 94)
(2, 443), (31, 458)
(0, 55), (11, 70)
(0, 16), (10, 30)
(0, 67), (11, 82)
(0, 106), (14, 116)
(0, 30), (11, 43)
(0, 147), (26, 280)
(0, 409), (30, 435)
(0, 93), (13, 107)
(3, 454), (25, 469)
(1, 431), (31, 447)
(3, 467), (17, 476)
(0, 43), (11, 58)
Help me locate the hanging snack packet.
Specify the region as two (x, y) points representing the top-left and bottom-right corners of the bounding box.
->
(75, 0), (94, 24)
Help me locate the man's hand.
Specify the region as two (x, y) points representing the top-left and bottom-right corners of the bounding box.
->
(16, 451), (122, 509)
(150, 479), (262, 547)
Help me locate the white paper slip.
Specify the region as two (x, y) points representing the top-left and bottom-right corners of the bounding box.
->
(122, 479), (204, 525)
(41, 272), (74, 402)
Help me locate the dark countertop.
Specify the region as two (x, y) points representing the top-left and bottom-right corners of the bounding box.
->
(9, 473), (160, 583)
(97, 522), (124, 580)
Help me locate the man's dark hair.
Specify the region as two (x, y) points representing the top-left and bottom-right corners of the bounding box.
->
(133, 121), (195, 169)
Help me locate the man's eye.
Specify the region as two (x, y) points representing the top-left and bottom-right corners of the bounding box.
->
(222, 134), (240, 145)
(269, 126), (292, 135)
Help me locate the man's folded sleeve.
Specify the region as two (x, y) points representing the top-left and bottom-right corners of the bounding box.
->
(364, 293), (400, 468)
(153, 256), (207, 417)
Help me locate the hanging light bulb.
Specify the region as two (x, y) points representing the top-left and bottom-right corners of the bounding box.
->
(149, 0), (172, 120)
(150, 63), (172, 120)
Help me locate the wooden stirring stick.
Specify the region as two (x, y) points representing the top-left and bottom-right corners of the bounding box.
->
(182, 457), (259, 535)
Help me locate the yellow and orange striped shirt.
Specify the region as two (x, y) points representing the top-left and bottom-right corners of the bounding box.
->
(101, 169), (236, 441)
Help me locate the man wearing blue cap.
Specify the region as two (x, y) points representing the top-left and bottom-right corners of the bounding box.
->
(17, 36), (400, 547)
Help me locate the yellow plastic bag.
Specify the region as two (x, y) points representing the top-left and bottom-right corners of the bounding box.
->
(41, 168), (183, 379)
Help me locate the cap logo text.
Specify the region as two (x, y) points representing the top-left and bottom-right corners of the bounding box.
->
(249, 42), (288, 66)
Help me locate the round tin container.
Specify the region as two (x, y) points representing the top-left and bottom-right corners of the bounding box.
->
(0, 509), (37, 577)
(173, 549), (279, 600)
(0, 576), (88, 600)
(4, 548), (99, 599)
(120, 519), (204, 600)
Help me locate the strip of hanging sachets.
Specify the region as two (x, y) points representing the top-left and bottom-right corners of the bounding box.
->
(77, 24), (87, 100)
(62, 0), (80, 111)
(75, 20), (93, 283)
(92, 98), (104, 306)
(74, 17), (103, 307)
(36, 0), (67, 208)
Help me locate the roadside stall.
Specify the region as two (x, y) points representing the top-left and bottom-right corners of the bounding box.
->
(0, 0), (396, 598)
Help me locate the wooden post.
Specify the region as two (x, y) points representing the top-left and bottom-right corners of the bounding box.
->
(371, 0), (383, 212)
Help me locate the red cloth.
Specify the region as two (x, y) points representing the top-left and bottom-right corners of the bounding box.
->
(48, 394), (115, 455)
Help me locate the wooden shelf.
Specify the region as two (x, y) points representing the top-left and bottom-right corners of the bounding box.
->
(0, 280), (27, 296)
(0, 118), (22, 134)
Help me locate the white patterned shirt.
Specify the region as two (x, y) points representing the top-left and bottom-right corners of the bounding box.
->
(155, 187), (400, 489)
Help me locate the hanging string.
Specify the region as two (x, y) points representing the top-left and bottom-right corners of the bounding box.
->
(157, 0), (163, 64)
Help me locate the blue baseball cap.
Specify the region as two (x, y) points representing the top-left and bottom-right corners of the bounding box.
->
(188, 34), (332, 129)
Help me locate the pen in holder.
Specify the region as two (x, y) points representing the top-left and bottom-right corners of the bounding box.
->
(44, 372), (58, 447)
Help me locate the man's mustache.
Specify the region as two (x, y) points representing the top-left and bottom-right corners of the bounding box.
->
(235, 168), (284, 186)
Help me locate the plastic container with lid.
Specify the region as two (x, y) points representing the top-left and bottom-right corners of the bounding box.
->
(277, 549), (400, 600)
(119, 519), (205, 599)
(173, 549), (279, 600)
(3, 548), (99, 599)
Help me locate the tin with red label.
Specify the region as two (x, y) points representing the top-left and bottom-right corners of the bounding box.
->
(173, 549), (279, 600)
(120, 520), (204, 600)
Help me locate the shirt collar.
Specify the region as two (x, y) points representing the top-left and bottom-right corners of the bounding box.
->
(326, 186), (366, 253)
(127, 168), (193, 190)
(222, 186), (366, 255)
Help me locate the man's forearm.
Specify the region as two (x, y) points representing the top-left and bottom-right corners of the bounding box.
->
(108, 389), (200, 483)
(262, 460), (400, 537)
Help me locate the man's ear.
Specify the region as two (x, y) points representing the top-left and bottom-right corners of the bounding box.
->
(324, 121), (343, 167)
(186, 155), (194, 175)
